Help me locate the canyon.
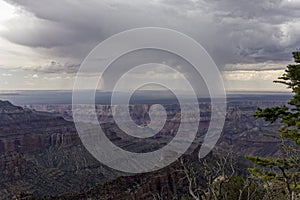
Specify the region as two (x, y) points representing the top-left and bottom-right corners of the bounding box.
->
(0, 95), (288, 199)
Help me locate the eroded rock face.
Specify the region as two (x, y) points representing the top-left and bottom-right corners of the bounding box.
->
(25, 101), (283, 153)
(0, 152), (24, 181)
(0, 100), (79, 154)
(0, 101), (122, 199)
(12, 151), (197, 200)
(0, 99), (286, 199)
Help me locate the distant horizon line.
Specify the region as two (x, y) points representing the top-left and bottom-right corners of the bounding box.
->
(0, 89), (293, 95)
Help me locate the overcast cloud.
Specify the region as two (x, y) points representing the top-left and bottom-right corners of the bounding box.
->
(0, 0), (299, 90)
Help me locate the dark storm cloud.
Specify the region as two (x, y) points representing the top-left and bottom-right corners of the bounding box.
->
(208, 0), (300, 23)
(2, 0), (300, 72)
(205, 0), (300, 63)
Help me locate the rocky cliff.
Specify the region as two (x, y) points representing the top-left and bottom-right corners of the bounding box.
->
(0, 100), (123, 199)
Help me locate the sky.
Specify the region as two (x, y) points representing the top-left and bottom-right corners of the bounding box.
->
(0, 0), (299, 91)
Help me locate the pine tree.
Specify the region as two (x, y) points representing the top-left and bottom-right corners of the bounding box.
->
(246, 52), (300, 200)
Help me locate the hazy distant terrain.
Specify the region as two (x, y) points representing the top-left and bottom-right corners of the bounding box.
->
(0, 90), (292, 105)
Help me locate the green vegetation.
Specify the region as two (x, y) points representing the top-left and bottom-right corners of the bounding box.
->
(247, 52), (300, 200)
